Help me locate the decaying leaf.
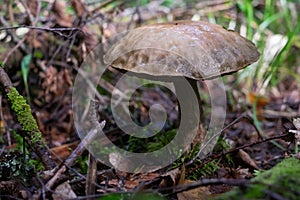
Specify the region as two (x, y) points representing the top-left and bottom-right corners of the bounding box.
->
(177, 180), (211, 200)
(237, 149), (259, 170)
(52, 0), (73, 27)
(71, 0), (89, 17)
(52, 181), (77, 199)
(40, 66), (72, 102)
(293, 118), (300, 130)
(159, 167), (182, 187)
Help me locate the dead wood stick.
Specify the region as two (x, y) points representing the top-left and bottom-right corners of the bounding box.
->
(155, 178), (248, 195)
(44, 121), (106, 191)
(85, 153), (97, 198)
(0, 67), (56, 169)
(187, 132), (292, 175)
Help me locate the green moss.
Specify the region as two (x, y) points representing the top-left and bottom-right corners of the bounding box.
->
(7, 87), (43, 145)
(218, 157), (300, 200)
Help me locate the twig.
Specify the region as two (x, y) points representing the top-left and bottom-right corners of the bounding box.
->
(187, 132), (293, 174)
(20, 0), (35, 24)
(0, 67), (56, 169)
(43, 121), (106, 192)
(0, 25), (83, 38)
(263, 189), (287, 200)
(90, 0), (118, 14)
(0, 15), (28, 54)
(66, 31), (79, 59)
(33, 0), (42, 26)
(189, 110), (263, 166)
(127, 0), (143, 30)
(0, 95), (9, 146)
(3, 37), (26, 65)
(156, 178), (248, 195)
(85, 153), (97, 199)
(75, 177), (248, 199)
(73, 65), (107, 104)
(189, 111), (248, 165)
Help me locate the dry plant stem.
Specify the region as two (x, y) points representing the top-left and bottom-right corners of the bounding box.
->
(0, 67), (56, 169)
(85, 154), (97, 198)
(187, 131), (292, 175)
(0, 25), (83, 39)
(44, 121), (105, 192)
(73, 65), (106, 104)
(20, 0), (35, 24)
(0, 16), (28, 54)
(7, 0), (15, 26)
(91, 0), (118, 14)
(0, 95), (10, 145)
(156, 178), (248, 195)
(3, 37), (26, 65)
(186, 111), (262, 166)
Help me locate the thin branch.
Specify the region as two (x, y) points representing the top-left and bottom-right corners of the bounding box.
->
(187, 132), (293, 174)
(189, 111), (248, 165)
(0, 15), (28, 54)
(156, 178), (248, 195)
(0, 67), (56, 169)
(0, 25), (84, 38)
(3, 37), (26, 65)
(19, 0), (35, 24)
(85, 153), (97, 198)
(70, 178), (249, 199)
(43, 121), (106, 194)
(90, 0), (118, 14)
(33, 0), (42, 26)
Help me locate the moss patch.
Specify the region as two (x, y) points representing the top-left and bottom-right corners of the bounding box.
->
(218, 157), (300, 200)
(7, 87), (43, 145)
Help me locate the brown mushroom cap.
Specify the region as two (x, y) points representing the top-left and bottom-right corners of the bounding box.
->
(104, 20), (260, 80)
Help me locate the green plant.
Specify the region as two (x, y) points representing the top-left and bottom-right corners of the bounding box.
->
(218, 157), (300, 200)
(0, 151), (35, 186)
(75, 154), (88, 174)
(237, 0), (300, 90)
(21, 54), (32, 101)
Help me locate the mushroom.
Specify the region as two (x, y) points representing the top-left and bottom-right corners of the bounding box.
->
(104, 20), (260, 151)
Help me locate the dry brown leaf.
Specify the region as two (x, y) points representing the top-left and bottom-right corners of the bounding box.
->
(238, 149), (259, 170)
(48, 126), (69, 146)
(25, 0), (38, 16)
(41, 66), (71, 102)
(52, 181), (77, 200)
(125, 173), (160, 190)
(293, 118), (300, 130)
(233, 167), (252, 179)
(159, 168), (181, 187)
(25, 30), (42, 48)
(81, 26), (98, 54)
(71, 0), (89, 17)
(50, 141), (79, 161)
(52, 0), (73, 27)
(177, 180), (211, 200)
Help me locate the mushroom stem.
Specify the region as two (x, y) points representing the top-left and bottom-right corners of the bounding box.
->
(186, 78), (204, 123)
(173, 77), (206, 146)
(188, 78), (206, 146)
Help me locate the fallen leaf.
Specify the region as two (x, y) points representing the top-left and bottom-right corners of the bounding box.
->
(71, 0), (89, 17)
(177, 180), (211, 200)
(237, 149), (259, 170)
(52, 181), (77, 200)
(52, 0), (73, 27)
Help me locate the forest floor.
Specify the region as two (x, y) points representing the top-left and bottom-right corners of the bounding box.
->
(0, 0), (299, 199)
